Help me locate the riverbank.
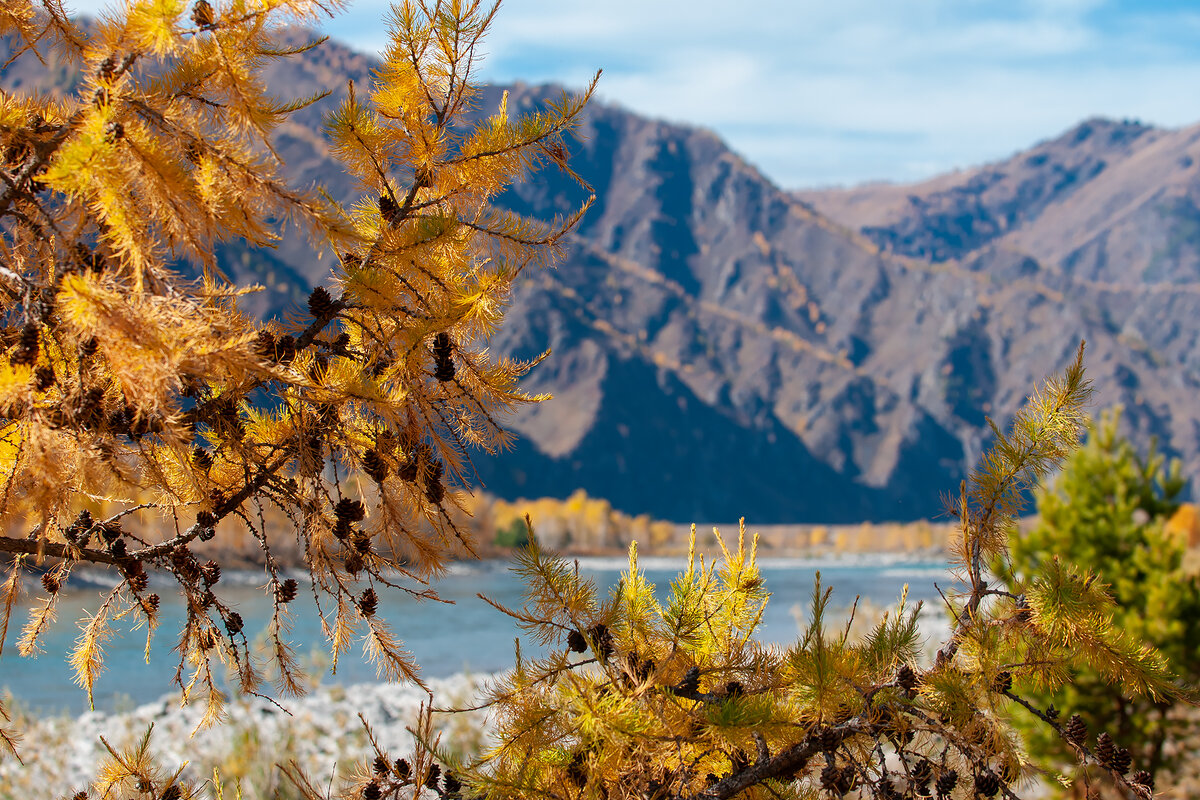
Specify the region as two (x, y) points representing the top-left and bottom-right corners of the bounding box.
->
(0, 674), (491, 798)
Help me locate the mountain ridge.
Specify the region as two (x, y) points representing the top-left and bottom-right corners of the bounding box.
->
(7, 27), (1200, 522)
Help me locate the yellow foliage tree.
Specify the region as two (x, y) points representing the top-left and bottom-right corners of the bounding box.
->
(0, 0), (594, 736)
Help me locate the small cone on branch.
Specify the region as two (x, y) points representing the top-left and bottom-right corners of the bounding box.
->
(1064, 714), (1087, 745)
(276, 578), (298, 604)
(1095, 732), (1115, 767)
(362, 449), (389, 483)
(191, 0), (214, 28)
(308, 286), (337, 318)
(935, 769), (957, 797)
(1112, 747), (1132, 775)
(433, 332), (455, 381)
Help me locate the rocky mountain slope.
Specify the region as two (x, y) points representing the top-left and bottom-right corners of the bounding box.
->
(7, 29), (1200, 523)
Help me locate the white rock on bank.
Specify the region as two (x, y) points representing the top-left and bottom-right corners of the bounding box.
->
(0, 673), (492, 798)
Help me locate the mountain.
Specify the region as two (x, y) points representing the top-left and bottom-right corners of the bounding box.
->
(7, 29), (1200, 523)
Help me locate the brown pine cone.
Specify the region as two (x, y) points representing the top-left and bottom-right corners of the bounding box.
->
(1095, 731), (1115, 767)
(10, 323), (39, 366)
(1064, 714), (1087, 745)
(432, 332), (455, 381)
(358, 586), (378, 617)
(1130, 770), (1154, 792)
(1112, 747), (1132, 775)
(362, 449), (389, 483)
(587, 623), (614, 660)
(191, 0), (214, 28)
(935, 769), (957, 797)
(335, 497), (366, 522)
(897, 663), (918, 692)
(974, 769), (1000, 798)
(276, 578), (298, 604)
(308, 286), (338, 318)
(819, 763), (841, 794)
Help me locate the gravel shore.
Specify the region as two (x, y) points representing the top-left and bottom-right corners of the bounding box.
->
(0, 674), (492, 798)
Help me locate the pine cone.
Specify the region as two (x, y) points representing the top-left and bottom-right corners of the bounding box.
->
(1064, 714), (1087, 746)
(336, 497), (366, 523)
(308, 286), (337, 318)
(192, 448), (213, 469)
(362, 781), (381, 800)
(1112, 747), (1131, 775)
(425, 478), (445, 505)
(362, 449), (389, 483)
(424, 764), (441, 790)
(145, 593), (160, 612)
(724, 681), (744, 698)
(395, 759), (411, 780)
(253, 330), (276, 361)
(897, 663), (917, 692)
(10, 323), (39, 365)
(974, 770), (1000, 798)
(225, 611), (243, 635)
(202, 560), (221, 586)
(814, 725), (839, 752)
(910, 759), (933, 793)
(191, 0), (215, 28)
(992, 670), (1012, 693)
(1130, 770), (1154, 792)
(126, 569), (147, 593)
(432, 332), (455, 381)
(587, 623), (614, 660)
(676, 665), (700, 694)
(1046, 704), (1059, 720)
(443, 772), (461, 797)
(274, 334), (297, 364)
(1095, 732), (1115, 767)
(358, 587), (379, 617)
(567, 629), (588, 653)
(935, 769), (957, 797)
(836, 765), (856, 794)
(333, 518), (353, 540)
(397, 452), (419, 482)
(276, 578), (298, 604)
(819, 764), (841, 794)
(161, 787), (181, 800)
(372, 755), (390, 776)
(379, 194), (400, 225)
(196, 510), (217, 528)
(41, 572), (61, 594)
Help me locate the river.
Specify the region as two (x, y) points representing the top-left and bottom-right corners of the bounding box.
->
(1, 556), (953, 714)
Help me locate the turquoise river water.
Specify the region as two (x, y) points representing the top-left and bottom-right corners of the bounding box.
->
(0, 556), (952, 714)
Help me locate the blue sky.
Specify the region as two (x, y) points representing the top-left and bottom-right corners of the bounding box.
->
(67, 0), (1200, 188)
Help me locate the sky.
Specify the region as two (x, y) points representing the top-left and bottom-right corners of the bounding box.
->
(64, 0), (1200, 188)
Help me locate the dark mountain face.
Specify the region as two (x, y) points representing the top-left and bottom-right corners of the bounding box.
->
(8, 29), (1200, 522)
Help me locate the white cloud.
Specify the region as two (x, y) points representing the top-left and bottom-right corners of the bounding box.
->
(48, 0), (1200, 187)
